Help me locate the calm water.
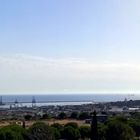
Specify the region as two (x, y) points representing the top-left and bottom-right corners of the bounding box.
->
(0, 94), (139, 108)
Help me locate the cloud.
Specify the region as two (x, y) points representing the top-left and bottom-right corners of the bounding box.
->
(0, 54), (140, 94)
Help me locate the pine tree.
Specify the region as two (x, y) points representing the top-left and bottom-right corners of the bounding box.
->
(91, 110), (98, 140)
(22, 120), (25, 128)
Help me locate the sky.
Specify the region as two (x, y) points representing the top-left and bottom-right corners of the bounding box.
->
(0, 0), (140, 94)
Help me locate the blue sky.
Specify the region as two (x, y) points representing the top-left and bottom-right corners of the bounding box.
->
(0, 0), (140, 94)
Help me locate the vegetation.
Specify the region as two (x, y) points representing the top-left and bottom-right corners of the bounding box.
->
(64, 122), (78, 129)
(28, 122), (54, 140)
(0, 125), (27, 140)
(79, 126), (91, 140)
(62, 126), (80, 140)
(58, 112), (67, 119)
(24, 115), (32, 121)
(0, 115), (140, 140)
(78, 112), (90, 120)
(105, 120), (135, 140)
(70, 112), (79, 119)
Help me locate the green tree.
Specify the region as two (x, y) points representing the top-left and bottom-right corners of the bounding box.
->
(0, 125), (27, 140)
(131, 112), (140, 120)
(24, 114), (32, 121)
(65, 122), (78, 129)
(51, 127), (60, 140)
(42, 113), (50, 119)
(70, 112), (79, 119)
(78, 112), (89, 120)
(51, 123), (63, 130)
(79, 126), (91, 140)
(28, 122), (54, 140)
(128, 119), (140, 137)
(51, 123), (64, 140)
(98, 123), (106, 140)
(62, 126), (80, 140)
(105, 120), (135, 140)
(58, 112), (67, 119)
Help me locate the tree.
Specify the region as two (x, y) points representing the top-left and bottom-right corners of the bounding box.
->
(22, 120), (26, 129)
(78, 112), (89, 120)
(79, 126), (91, 140)
(28, 122), (54, 140)
(0, 125), (27, 140)
(128, 119), (140, 137)
(24, 114), (32, 121)
(51, 123), (63, 140)
(105, 120), (135, 140)
(65, 122), (78, 129)
(62, 126), (80, 140)
(58, 112), (67, 119)
(98, 123), (106, 140)
(42, 113), (50, 119)
(91, 111), (98, 140)
(70, 112), (79, 119)
(131, 112), (140, 120)
(51, 127), (61, 140)
(0, 129), (15, 140)
(51, 123), (63, 130)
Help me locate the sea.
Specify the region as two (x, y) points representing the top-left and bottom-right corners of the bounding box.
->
(0, 94), (139, 108)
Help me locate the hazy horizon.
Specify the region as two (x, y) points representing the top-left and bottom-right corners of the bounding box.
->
(0, 0), (140, 94)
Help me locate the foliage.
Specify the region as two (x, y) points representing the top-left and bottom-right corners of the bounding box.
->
(78, 112), (89, 120)
(0, 115), (139, 140)
(24, 114), (32, 121)
(41, 113), (50, 119)
(51, 127), (60, 140)
(128, 119), (140, 137)
(70, 112), (79, 119)
(105, 120), (135, 140)
(131, 112), (140, 120)
(98, 123), (107, 140)
(0, 125), (27, 140)
(28, 122), (54, 140)
(51, 123), (63, 140)
(62, 126), (80, 140)
(79, 126), (91, 139)
(58, 112), (67, 119)
(51, 123), (63, 130)
(65, 122), (78, 129)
